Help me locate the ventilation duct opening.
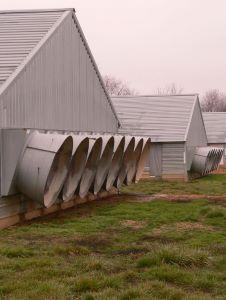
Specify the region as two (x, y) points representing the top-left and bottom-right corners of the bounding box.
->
(115, 136), (135, 189)
(125, 137), (144, 185)
(191, 147), (223, 177)
(62, 135), (89, 201)
(16, 132), (73, 208)
(134, 138), (151, 183)
(92, 135), (114, 195)
(79, 137), (102, 198)
(105, 136), (125, 191)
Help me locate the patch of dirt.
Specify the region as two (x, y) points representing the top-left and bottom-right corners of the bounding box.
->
(75, 234), (112, 252)
(120, 193), (226, 203)
(152, 222), (213, 235)
(121, 220), (147, 230)
(175, 222), (213, 231)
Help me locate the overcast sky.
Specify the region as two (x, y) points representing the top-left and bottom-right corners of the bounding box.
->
(2, 0), (226, 96)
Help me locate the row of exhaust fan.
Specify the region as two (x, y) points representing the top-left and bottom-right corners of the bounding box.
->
(15, 132), (151, 208)
(191, 147), (224, 176)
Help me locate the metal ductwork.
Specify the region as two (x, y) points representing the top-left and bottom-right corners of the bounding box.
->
(104, 135), (125, 191)
(62, 135), (89, 201)
(191, 147), (224, 177)
(9, 131), (150, 209)
(79, 137), (102, 198)
(91, 135), (114, 195)
(212, 149), (219, 171)
(134, 138), (151, 183)
(16, 132), (73, 208)
(125, 137), (144, 185)
(215, 149), (224, 170)
(206, 149), (214, 174)
(210, 149), (217, 172)
(115, 136), (135, 189)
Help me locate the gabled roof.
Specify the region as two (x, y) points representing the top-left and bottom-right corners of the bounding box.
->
(111, 94), (199, 142)
(0, 8), (119, 123)
(0, 9), (68, 86)
(203, 112), (226, 143)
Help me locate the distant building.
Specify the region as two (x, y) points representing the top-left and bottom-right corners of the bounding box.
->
(111, 95), (208, 181)
(203, 112), (226, 164)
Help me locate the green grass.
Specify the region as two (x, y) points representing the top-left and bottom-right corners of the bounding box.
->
(1, 182), (226, 299)
(122, 174), (226, 195)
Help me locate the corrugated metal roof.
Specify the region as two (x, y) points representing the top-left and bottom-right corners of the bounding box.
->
(111, 95), (198, 142)
(203, 112), (226, 143)
(0, 9), (68, 86)
(0, 8), (119, 124)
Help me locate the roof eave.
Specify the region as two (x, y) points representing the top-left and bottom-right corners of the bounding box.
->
(0, 8), (75, 14)
(111, 93), (199, 99)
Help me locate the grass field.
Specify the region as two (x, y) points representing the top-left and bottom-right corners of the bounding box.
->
(122, 174), (226, 196)
(1, 175), (226, 299)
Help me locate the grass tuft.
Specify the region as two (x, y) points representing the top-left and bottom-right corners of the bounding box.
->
(120, 289), (141, 300)
(70, 278), (101, 293)
(137, 246), (209, 269)
(0, 247), (34, 258)
(52, 245), (90, 256)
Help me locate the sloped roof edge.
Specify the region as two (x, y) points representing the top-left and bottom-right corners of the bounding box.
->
(0, 8), (75, 14)
(71, 12), (120, 125)
(184, 94), (207, 141)
(0, 8), (120, 125)
(0, 9), (70, 97)
(112, 93), (199, 99)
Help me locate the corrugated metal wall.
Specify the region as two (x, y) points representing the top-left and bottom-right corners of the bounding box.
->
(186, 100), (208, 170)
(0, 129), (26, 195)
(0, 12), (118, 133)
(147, 142), (186, 178)
(162, 143), (186, 176)
(149, 143), (162, 177)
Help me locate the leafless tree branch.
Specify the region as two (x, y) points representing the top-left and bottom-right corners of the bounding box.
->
(103, 75), (138, 96)
(201, 89), (226, 112)
(155, 83), (183, 95)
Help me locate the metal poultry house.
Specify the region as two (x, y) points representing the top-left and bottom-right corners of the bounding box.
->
(112, 95), (208, 181)
(0, 9), (151, 229)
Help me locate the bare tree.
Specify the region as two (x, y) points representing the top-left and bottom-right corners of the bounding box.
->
(103, 75), (138, 96)
(155, 83), (183, 95)
(201, 89), (226, 112)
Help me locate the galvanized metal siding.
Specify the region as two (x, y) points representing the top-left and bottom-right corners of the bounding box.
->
(112, 95), (197, 142)
(0, 129), (27, 195)
(0, 12), (118, 133)
(162, 143), (186, 175)
(203, 112), (226, 144)
(186, 100), (208, 170)
(0, 11), (63, 86)
(149, 143), (162, 176)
